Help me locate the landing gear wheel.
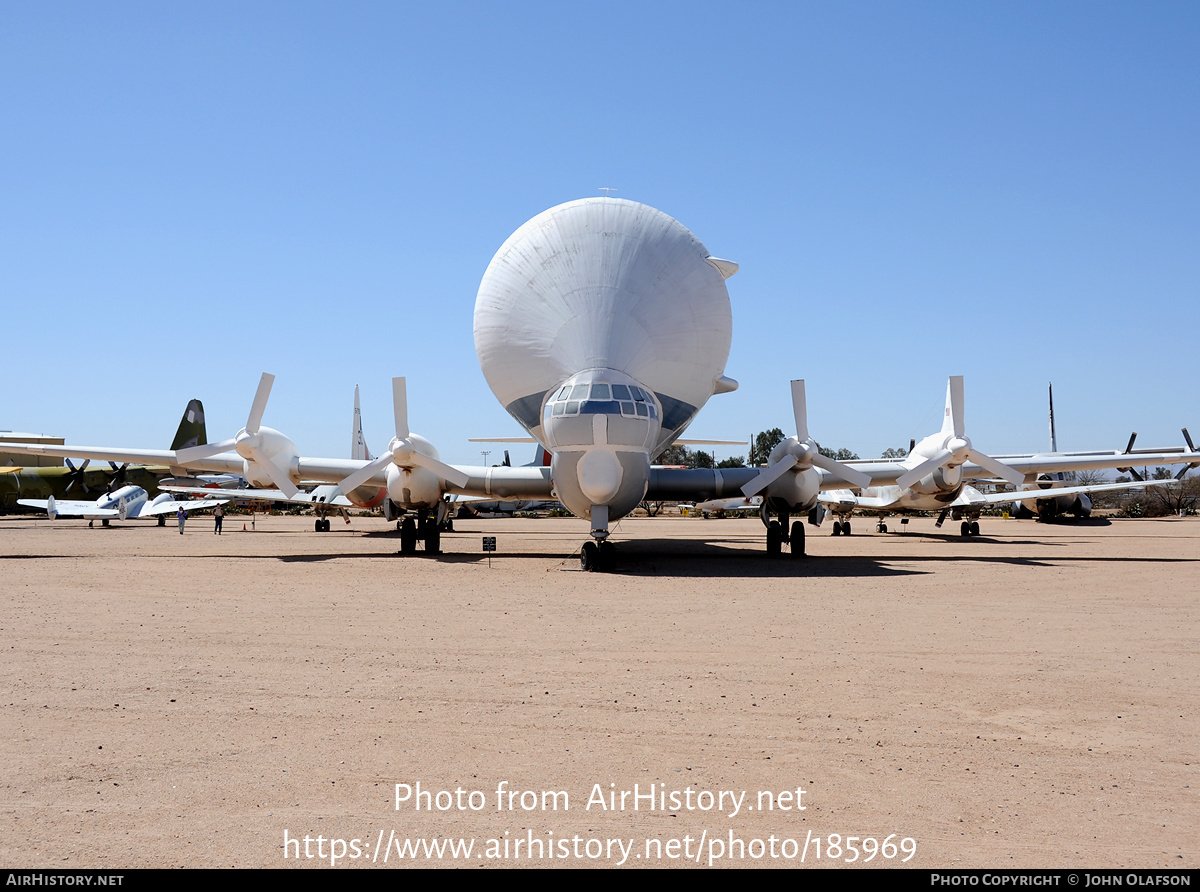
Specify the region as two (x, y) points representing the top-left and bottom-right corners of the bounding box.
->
(880, 523), (888, 533)
(400, 517), (418, 553)
(832, 521), (842, 537)
(581, 540), (598, 571)
(843, 521), (851, 536)
(598, 540), (615, 571)
(425, 523), (441, 555)
(766, 520), (782, 555)
(157, 516), (166, 527)
(960, 521), (970, 537)
(969, 520), (980, 536)
(789, 520), (806, 558)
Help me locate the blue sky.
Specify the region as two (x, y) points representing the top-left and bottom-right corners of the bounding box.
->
(3, 2), (1197, 465)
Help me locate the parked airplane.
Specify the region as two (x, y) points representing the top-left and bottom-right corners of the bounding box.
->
(1006, 384), (1197, 521)
(0, 400), (208, 513)
(3, 198), (1199, 568)
(814, 377), (1173, 536)
(19, 485), (228, 525)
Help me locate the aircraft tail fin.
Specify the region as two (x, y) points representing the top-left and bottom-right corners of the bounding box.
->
(523, 445), (550, 468)
(170, 400), (207, 451)
(351, 385), (372, 460)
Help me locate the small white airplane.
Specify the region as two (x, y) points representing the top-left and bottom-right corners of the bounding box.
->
(19, 485), (228, 525)
(816, 377), (1179, 536)
(4, 198), (1199, 568)
(695, 495), (763, 515)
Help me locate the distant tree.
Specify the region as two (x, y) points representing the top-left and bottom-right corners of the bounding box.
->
(691, 450), (714, 469)
(655, 444), (689, 465)
(750, 428), (786, 466)
(817, 444), (859, 461)
(1146, 473), (1200, 515)
(1152, 466), (1174, 480)
(716, 455), (746, 468)
(881, 446), (909, 459)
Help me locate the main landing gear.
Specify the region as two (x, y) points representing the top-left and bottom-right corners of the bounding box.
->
(762, 509), (806, 558)
(831, 519), (851, 536)
(397, 510), (442, 554)
(960, 520), (980, 537)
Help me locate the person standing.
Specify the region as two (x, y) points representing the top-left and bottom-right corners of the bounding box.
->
(177, 506), (186, 535)
(214, 505), (223, 535)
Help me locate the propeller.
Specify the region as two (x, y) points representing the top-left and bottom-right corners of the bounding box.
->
(63, 459), (91, 494)
(1175, 428), (1198, 480)
(1117, 432), (1142, 480)
(104, 462), (129, 493)
(894, 377), (1025, 491)
(741, 380), (872, 497)
(175, 372), (298, 497)
(338, 378), (471, 494)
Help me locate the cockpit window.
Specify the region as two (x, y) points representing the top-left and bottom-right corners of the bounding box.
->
(569, 384), (589, 400)
(590, 383), (611, 400)
(611, 384), (631, 401)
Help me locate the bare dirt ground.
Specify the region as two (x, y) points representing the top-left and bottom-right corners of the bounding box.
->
(1, 512), (1195, 869)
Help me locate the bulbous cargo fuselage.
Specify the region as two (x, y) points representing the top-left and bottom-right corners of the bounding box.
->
(474, 198), (735, 524)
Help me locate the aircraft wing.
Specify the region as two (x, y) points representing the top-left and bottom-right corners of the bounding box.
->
(17, 499), (118, 518)
(160, 485), (355, 507)
(952, 478), (1173, 507)
(0, 441), (246, 475)
(135, 497), (230, 517)
(817, 491), (900, 511)
(830, 450), (1200, 488)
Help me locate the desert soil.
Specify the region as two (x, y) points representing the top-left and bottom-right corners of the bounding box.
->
(1, 512), (1195, 869)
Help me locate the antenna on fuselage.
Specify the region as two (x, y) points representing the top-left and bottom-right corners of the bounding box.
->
(1048, 382), (1058, 452)
(598, 186), (618, 198)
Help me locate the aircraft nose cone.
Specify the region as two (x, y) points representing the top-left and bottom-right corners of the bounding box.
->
(576, 449), (623, 505)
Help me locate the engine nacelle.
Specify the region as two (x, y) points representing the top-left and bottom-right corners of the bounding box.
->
(385, 433), (448, 508)
(764, 466), (820, 513)
(240, 427), (300, 490)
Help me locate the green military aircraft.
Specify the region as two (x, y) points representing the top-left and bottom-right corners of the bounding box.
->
(0, 399), (207, 514)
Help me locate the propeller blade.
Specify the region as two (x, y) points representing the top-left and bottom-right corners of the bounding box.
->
(811, 453), (872, 489)
(339, 454), (392, 495)
(177, 438), (238, 464)
(1124, 432), (1138, 454)
(791, 380), (808, 442)
(412, 452), (471, 489)
(248, 449), (298, 498)
(245, 373), (275, 434)
(393, 377), (409, 439)
(965, 449), (1025, 486)
(1183, 428), (1196, 453)
(895, 448), (954, 491)
(949, 376), (965, 438)
(740, 454), (799, 497)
